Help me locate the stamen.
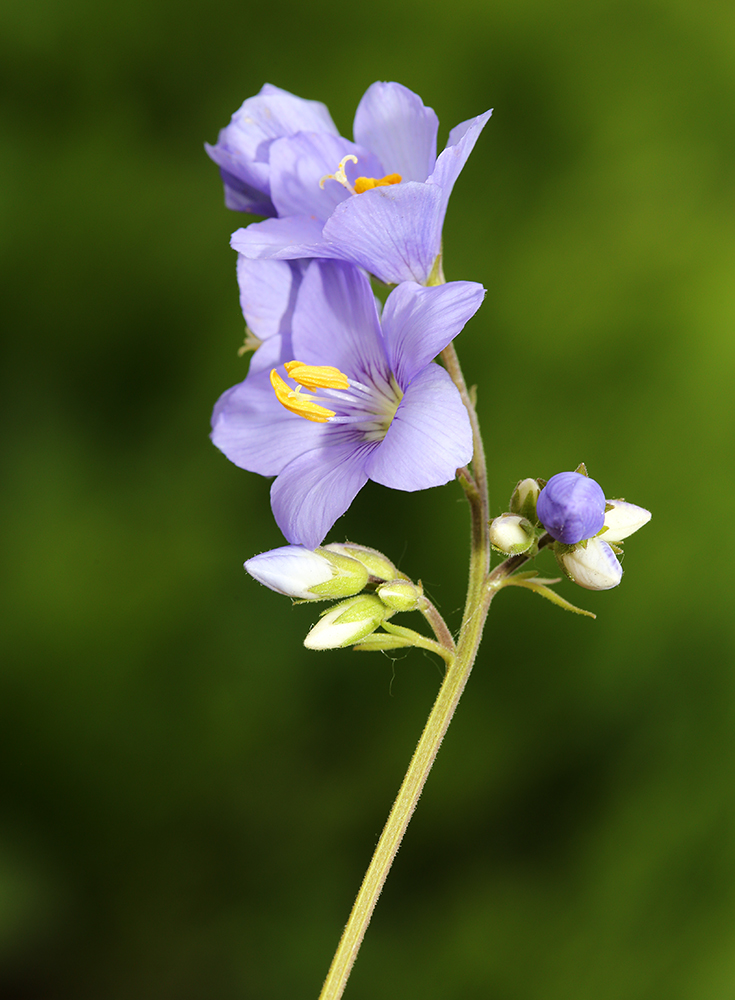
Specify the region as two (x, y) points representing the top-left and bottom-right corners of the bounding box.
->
(353, 173), (402, 194)
(319, 154), (358, 194)
(270, 370), (335, 423)
(284, 360), (350, 391)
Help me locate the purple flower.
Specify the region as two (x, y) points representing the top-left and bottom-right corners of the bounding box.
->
(211, 260), (485, 547)
(536, 471), (607, 544)
(207, 81), (492, 285)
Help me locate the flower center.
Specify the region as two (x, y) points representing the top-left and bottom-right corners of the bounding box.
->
(271, 360), (403, 439)
(319, 154), (402, 196)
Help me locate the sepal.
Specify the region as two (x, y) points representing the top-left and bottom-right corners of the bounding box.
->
(322, 542), (401, 582)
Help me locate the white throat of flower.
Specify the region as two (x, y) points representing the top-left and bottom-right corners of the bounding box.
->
(270, 361), (403, 441)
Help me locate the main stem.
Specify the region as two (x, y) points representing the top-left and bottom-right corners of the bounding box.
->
(317, 342), (494, 1000)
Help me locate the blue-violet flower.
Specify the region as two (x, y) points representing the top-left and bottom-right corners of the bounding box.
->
(211, 260), (484, 548)
(536, 471), (607, 544)
(206, 82), (492, 285)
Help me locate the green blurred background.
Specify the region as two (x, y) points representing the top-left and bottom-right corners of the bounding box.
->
(2, 0), (734, 996)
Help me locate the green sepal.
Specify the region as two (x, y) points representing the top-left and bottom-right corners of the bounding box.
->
(322, 542), (399, 582)
(574, 462), (589, 477)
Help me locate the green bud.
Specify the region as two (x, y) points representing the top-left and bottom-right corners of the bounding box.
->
(509, 478), (541, 523)
(322, 543), (399, 582)
(376, 579), (423, 612)
(303, 595), (388, 650)
(488, 514), (536, 555)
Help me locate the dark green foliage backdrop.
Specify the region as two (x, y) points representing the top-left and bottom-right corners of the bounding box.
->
(2, 0), (734, 996)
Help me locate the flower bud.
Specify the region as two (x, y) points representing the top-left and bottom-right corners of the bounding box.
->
(537, 471), (606, 544)
(488, 514), (535, 555)
(322, 543), (399, 581)
(376, 579), (423, 612)
(509, 478), (541, 523)
(245, 545), (367, 601)
(557, 538), (623, 591)
(601, 500), (652, 542)
(304, 595), (388, 650)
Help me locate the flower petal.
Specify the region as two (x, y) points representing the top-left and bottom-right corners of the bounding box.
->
(269, 133), (382, 220)
(428, 109), (493, 215)
(322, 181), (444, 284)
(559, 539), (623, 591)
(380, 280), (486, 387)
(366, 364), (472, 490)
(230, 215), (328, 260)
(291, 261), (389, 384)
(245, 545), (333, 600)
(602, 500), (652, 542)
(271, 440), (376, 548)
(353, 81), (438, 182)
(237, 257), (307, 363)
(211, 369), (324, 477)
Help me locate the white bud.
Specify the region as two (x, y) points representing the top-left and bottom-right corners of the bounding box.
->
(304, 595), (387, 650)
(509, 478), (541, 522)
(488, 514), (535, 555)
(601, 500), (652, 542)
(558, 538), (623, 591)
(245, 545), (366, 601)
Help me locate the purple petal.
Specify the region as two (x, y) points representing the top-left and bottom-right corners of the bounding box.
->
(230, 215), (327, 260)
(211, 369), (324, 477)
(204, 153), (276, 216)
(236, 258), (307, 366)
(380, 280), (486, 387)
(537, 472), (606, 544)
(322, 181), (444, 284)
(269, 133), (383, 220)
(271, 440), (376, 548)
(366, 365), (472, 490)
(353, 82), (438, 182)
(291, 261), (389, 383)
(223, 85), (338, 160)
(428, 109), (493, 214)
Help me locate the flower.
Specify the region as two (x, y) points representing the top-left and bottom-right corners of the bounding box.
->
(235, 257), (309, 372)
(303, 594), (389, 650)
(207, 81), (492, 285)
(244, 544), (368, 600)
(536, 471), (607, 544)
(211, 260), (484, 548)
(557, 538), (624, 591)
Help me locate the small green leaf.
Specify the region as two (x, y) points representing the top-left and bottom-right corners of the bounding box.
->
(503, 576), (596, 618)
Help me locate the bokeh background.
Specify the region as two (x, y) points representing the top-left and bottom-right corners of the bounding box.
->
(2, 0), (734, 997)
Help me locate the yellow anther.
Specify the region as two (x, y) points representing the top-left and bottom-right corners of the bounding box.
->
(319, 154), (358, 193)
(353, 173), (402, 194)
(270, 369), (335, 423)
(284, 360), (350, 391)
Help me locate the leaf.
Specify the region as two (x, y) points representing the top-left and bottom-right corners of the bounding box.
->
(503, 576), (596, 618)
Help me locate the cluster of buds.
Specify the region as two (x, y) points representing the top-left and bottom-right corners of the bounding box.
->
(489, 466), (651, 590)
(244, 543), (424, 649)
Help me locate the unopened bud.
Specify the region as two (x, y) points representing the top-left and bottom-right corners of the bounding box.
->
(600, 500), (651, 542)
(322, 543), (399, 581)
(488, 514), (535, 555)
(304, 595), (388, 650)
(509, 478), (541, 523)
(557, 538), (623, 591)
(376, 579), (423, 612)
(245, 545), (367, 601)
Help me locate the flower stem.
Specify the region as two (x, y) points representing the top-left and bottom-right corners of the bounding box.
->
(317, 344), (495, 1000)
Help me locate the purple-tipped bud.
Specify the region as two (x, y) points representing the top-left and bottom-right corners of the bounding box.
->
(536, 471), (606, 544)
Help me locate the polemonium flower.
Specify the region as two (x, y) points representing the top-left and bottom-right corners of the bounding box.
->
(211, 260), (484, 548)
(235, 257), (310, 373)
(536, 471), (607, 544)
(244, 544), (368, 600)
(558, 539), (624, 591)
(600, 500), (652, 541)
(208, 81), (492, 285)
